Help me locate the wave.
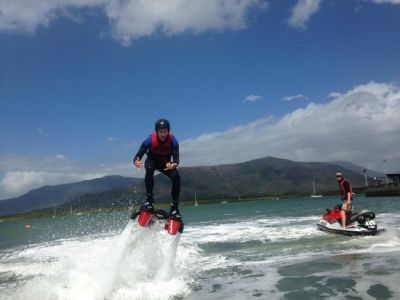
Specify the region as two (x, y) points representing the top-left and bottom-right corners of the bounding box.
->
(0, 220), (190, 300)
(1, 211), (400, 299)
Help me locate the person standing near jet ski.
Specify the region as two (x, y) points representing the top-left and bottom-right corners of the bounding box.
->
(133, 119), (181, 220)
(336, 172), (353, 228)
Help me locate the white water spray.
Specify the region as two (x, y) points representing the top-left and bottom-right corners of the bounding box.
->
(99, 218), (185, 299)
(98, 219), (140, 298)
(2, 217), (188, 300)
(156, 232), (182, 281)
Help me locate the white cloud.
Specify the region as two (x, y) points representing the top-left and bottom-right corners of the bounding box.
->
(180, 81), (400, 174)
(2, 82), (400, 199)
(288, 0), (321, 30)
(2, 0), (399, 41)
(106, 0), (263, 45)
(107, 136), (117, 142)
(0, 154), (142, 199)
(328, 92), (341, 98)
(281, 94), (307, 101)
(370, 0), (400, 4)
(0, 0), (105, 33)
(0, 0), (264, 44)
(0, 171), (105, 199)
(36, 128), (44, 134)
(243, 94), (263, 103)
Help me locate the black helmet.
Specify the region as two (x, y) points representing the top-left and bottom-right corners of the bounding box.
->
(155, 119), (170, 131)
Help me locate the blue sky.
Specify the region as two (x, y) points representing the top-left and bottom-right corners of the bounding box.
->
(1, 0), (400, 199)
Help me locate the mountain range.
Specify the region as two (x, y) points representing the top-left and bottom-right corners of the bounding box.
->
(0, 156), (378, 216)
(0, 176), (140, 216)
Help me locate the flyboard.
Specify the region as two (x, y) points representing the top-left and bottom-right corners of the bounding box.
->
(130, 207), (184, 235)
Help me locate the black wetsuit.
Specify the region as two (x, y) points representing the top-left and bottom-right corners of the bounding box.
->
(134, 133), (180, 205)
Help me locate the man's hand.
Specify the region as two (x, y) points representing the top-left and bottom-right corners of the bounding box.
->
(164, 162), (177, 170)
(134, 158), (143, 168)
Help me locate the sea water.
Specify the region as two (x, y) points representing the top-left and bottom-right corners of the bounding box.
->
(1, 195), (400, 299)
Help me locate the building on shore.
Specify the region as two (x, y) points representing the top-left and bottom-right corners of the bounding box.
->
(366, 173), (400, 197)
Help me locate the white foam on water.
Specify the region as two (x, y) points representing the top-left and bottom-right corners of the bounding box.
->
(1, 219), (190, 300)
(160, 210), (400, 299)
(183, 215), (323, 246)
(178, 212), (400, 299)
(2, 209), (400, 300)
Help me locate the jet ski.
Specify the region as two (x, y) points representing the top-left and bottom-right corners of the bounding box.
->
(317, 205), (378, 236)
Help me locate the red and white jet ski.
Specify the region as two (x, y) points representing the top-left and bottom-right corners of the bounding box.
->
(317, 205), (378, 236)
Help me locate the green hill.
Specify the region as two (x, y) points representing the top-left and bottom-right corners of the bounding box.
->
(0, 176), (140, 216)
(56, 157), (365, 211)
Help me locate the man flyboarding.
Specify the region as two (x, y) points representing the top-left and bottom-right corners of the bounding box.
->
(133, 119), (181, 220)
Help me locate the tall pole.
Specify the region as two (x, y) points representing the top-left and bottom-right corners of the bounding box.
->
(383, 160), (389, 185)
(363, 169), (368, 187)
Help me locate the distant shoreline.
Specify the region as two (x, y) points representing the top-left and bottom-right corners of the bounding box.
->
(0, 191), (348, 222)
(366, 185), (400, 197)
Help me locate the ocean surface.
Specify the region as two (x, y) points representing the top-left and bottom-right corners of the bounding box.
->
(1, 195), (400, 300)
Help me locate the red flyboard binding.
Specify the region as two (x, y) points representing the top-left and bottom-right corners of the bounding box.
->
(165, 218), (182, 235)
(137, 210), (154, 227)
